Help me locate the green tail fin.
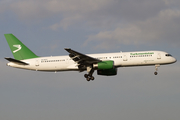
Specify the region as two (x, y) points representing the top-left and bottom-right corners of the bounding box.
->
(4, 34), (38, 60)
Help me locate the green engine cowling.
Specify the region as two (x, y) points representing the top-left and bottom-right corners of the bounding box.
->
(97, 68), (117, 76)
(93, 60), (114, 70)
(93, 60), (117, 76)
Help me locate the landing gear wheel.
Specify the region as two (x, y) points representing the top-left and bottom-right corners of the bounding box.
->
(154, 72), (158, 75)
(86, 77), (91, 81)
(84, 74), (88, 78)
(91, 76), (95, 81)
(85, 74), (95, 81)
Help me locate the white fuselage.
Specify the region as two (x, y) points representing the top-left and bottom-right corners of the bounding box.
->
(7, 51), (176, 72)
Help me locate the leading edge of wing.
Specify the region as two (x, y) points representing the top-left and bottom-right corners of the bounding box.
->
(64, 48), (101, 65)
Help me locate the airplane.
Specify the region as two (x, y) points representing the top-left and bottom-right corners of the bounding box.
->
(4, 34), (177, 81)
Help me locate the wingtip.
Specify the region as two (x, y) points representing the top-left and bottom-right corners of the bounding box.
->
(64, 48), (71, 50)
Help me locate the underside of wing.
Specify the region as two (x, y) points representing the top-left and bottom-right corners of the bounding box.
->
(64, 48), (101, 65)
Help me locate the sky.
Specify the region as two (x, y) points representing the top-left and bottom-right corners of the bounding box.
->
(0, 0), (180, 120)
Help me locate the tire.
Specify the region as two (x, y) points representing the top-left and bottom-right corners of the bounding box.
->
(154, 72), (158, 75)
(91, 76), (95, 80)
(86, 77), (90, 81)
(84, 74), (88, 78)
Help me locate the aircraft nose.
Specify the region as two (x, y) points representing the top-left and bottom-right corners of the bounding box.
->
(173, 57), (177, 63)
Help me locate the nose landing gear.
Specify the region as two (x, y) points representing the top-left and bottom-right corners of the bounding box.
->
(154, 64), (160, 75)
(154, 71), (158, 75)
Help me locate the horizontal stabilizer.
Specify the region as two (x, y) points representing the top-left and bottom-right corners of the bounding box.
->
(5, 57), (29, 65)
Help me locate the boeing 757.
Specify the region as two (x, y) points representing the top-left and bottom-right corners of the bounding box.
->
(4, 34), (177, 81)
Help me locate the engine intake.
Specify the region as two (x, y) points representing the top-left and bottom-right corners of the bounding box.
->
(93, 60), (114, 70)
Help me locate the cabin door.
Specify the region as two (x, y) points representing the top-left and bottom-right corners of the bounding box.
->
(35, 60), (39, 66)
(123, 55), (128, 61)
(66, 58), (69, 64)
(157, 53), (161, 59)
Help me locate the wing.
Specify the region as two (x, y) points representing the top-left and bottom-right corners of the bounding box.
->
(64, 48), (101, 66)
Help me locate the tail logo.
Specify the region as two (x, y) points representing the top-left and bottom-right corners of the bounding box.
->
(13, 45), (22, 53)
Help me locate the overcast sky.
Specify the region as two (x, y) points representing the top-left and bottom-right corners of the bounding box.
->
(0, 0), (180, 120)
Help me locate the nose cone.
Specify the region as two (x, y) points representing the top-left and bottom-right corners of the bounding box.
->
(173, 58), (177, 63)
(172, 57), (177, 63)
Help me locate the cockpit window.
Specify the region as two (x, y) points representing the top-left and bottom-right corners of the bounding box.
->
(165, 54), (172, 57)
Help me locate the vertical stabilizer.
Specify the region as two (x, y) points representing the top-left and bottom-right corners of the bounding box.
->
(4, 34), (38, 60)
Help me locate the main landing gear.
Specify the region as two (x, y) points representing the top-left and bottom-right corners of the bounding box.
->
(84, 66), (95, 81)
(154, 64), (160, 75)
(84, 74), (95, 81)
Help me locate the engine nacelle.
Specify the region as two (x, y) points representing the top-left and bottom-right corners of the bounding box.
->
(97, 68), (117, 76)
(93, 60), (114, 70)
(93, 60), (117, 76)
